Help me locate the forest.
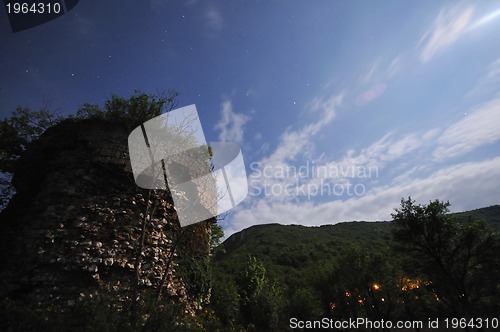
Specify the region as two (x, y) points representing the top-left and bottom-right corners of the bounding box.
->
(209, 201), (500, 331)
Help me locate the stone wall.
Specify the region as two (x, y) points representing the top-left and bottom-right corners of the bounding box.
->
(0, 118), (213, 327)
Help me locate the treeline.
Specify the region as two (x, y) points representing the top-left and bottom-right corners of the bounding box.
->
(208, 199), (500, 331)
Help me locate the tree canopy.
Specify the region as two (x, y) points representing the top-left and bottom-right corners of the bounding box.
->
(392, 197), (500, 317)
(0, 90), (181, 211)
(74, 89), (179, 130)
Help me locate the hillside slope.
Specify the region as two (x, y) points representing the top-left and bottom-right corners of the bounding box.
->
(214, 205), (500, 284)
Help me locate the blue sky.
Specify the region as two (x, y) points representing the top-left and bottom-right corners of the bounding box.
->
(1, 1), (500, 237)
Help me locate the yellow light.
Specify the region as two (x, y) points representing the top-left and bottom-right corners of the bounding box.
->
(372, 283), (381, 290)
(400, 277), (421, 291)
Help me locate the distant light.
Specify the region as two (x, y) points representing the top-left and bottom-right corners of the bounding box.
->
(372, 283), (381, 290)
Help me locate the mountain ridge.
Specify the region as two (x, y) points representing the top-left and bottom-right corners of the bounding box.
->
(223, 204), (500, 248)
(215, 204), (500, 282)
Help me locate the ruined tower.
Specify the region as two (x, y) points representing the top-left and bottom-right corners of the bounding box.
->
(0, 118), (213, 329)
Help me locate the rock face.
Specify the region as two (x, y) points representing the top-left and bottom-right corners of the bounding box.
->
(0, 119), (212, 327)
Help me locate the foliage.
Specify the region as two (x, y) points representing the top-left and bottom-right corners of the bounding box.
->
(210, 276), (241, 328)
(74, 89), (179, 130)
(0, 296), (51, 331)
(453, 204), (500, 231)
(0, 90), (179, 171)
(0, 173), (14, 211)
(320, 245), (401, 321)
(69, 287), (216, 331)
(0, 90), (180, 211)
(210, 221), (225, 250)
(210, 203), (500, 329)
(0, 105), (62, 171)
(288, 286), (324, 321)
(210, 256), (288, 331)
(0, 105), (63, 210)
(177, 254), (212, 303)
(392, 197), (500, 317)
(234, 256), (286, 331)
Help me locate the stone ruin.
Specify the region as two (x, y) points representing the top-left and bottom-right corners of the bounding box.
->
(0, 118), (214, 327)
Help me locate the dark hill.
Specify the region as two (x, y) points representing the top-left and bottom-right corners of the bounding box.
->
(214, 205), (500, 285)
(452, 204), (500, 230)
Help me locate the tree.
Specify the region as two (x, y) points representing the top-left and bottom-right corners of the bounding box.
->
(323, 245), (399, 325)
(74, 89), (179, 130)
(235, 256), (286, 331)
(0, 105), (62, 210)
(210, 276), (241, 328)
(210, 222), (225, 251)
(288, 286), (324, 321)
(392, 197), (500, 318)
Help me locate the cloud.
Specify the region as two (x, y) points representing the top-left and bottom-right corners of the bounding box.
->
(418, 5), (474, 63)
(295, 131), (426, 198)
(225, 156), (500, 238)
(434, 98), (500, 161)
(466, 58), (500, 100)
(219, 4), (499, 240)
(265, 93), (342, 163)
(358, 55), (402, 90)
(347, 132), (423, 166)
(245, 94), (432, 206)
(245, 93), (342, 204)
(355, 83), (386, 106)
(362, 61), (379, 84)
(224, 81), (500, 238)
(387, 56), (401, 78)
(245, 93), (442, 209)
(468, 8), (500, 30)
(214, 100), (249, 144)
(205, 7), (223, 32)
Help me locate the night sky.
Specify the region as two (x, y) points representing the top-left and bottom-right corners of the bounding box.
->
(2, 1), (500, 237)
